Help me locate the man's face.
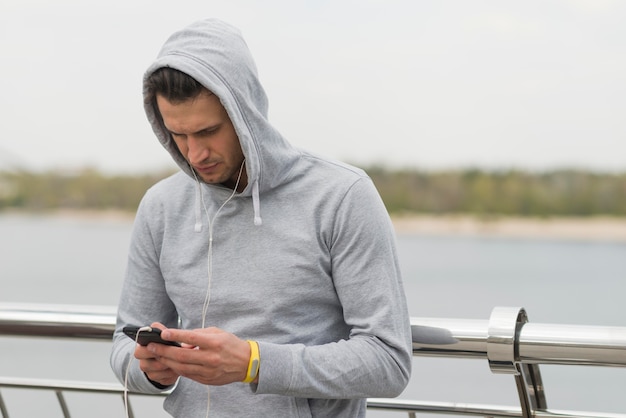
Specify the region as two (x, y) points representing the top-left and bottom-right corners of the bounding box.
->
(157, 91), (247, 191)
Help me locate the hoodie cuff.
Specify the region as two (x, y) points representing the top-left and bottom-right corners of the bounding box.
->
(253, 341), (297, 394)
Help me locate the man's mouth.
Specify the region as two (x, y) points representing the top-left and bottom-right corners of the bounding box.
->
(194, 162), (219, 174)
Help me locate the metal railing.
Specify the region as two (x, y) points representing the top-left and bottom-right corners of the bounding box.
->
(1, 303), (626, 418)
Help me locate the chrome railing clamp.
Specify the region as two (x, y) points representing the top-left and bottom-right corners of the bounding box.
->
(488, 306), (547, 418)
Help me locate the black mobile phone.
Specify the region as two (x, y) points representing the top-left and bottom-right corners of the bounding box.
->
(123, 326), (181, 347)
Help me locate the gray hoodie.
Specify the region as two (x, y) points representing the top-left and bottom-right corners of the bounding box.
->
(110, 18), (412, 417)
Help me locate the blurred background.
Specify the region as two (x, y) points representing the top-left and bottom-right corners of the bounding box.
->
(1, 0), (625, 174)
(1, 1), (625, 417)
(1, 0), (625, 222)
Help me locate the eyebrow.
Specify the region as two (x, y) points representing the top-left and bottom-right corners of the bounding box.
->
(167, 124), (221, 137)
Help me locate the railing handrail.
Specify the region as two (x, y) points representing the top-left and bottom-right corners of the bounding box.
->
(0, 302), (116, 340)
(1, 302), (626, 418)
(411, 317), (626, 367)
(2, 302), (625, 368)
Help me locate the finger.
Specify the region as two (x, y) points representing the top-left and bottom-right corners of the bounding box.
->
(146, 341), (205, 367)
(160, 328), (206, 347)
(161, 326), (225, 348)
(153, 355), (218, 384)
(142, 362), (179, 386)
(144, 323), (186, 347)
(139, 357), (170, 373)
(134, 344), (159, 360)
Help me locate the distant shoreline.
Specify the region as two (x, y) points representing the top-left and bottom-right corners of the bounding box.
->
(0, 209), (136, 222)
(2, 210), (625, 243)
(392, 214), (626, 242)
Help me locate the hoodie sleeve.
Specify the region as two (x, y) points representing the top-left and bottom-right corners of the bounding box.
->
(109, 187), (180, 393)
(253, 177), (413, 398)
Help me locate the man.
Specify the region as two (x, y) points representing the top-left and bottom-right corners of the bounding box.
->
(110, 18), (412, 417)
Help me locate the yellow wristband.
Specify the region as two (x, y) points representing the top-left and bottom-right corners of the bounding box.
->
(243, 340), (260, 383)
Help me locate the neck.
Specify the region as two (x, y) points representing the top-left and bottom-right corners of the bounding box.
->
(223, 159), (247, 192)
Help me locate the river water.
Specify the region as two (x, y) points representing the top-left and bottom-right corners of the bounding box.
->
(1, 213), (625, 417)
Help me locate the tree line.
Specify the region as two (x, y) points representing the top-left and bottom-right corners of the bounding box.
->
(0, 168), (171, 213)
(369, 167), (626, 217)
(1, 167), (625, 217)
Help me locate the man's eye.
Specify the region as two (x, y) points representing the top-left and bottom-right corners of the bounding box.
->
(199, 128), (218, 137)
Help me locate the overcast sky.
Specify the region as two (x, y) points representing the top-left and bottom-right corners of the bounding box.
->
(1, 0), (625, 173)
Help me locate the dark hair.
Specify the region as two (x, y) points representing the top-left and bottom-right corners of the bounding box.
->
(145, 67), (207, 116)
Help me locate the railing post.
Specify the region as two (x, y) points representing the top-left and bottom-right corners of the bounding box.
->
(0, 390), (9, 418)
(55, 390), (71, 418)
(122, 394), (135, 418)
(487, 307), (547, 418)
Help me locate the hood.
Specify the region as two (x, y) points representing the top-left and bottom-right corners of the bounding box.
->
(143, 18), (301, 224)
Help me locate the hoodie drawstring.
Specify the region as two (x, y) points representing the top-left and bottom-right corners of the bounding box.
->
(252, 179), (262, 226)
(194, 180), (204, 232)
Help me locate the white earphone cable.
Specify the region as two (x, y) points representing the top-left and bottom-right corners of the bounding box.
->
(124, 326), (153, 417)
(192, 160), (245, 328)
(122, 153), (246, 418)
(191, 160), (246, 418)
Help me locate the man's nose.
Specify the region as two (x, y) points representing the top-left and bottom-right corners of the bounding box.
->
(187, 136), (209, 164)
